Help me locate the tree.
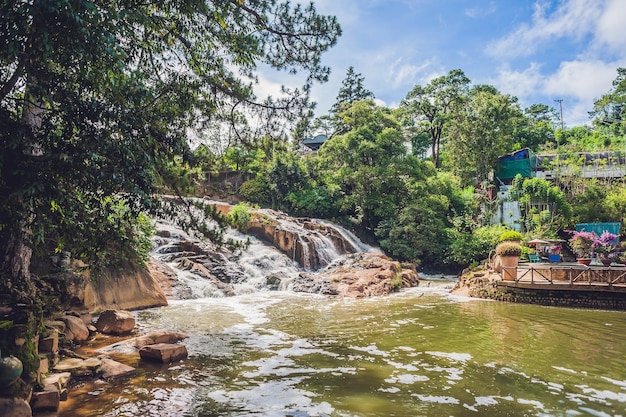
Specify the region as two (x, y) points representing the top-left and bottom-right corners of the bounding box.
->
(0, 0), (340, 388)
(516, 104), (558, 150)
(446, 86), (523, 185)
(326, 66), (374, 136)
(330, 67), (374, 114)
(590, 67), (626, 135)
(399, 69), (470, 168)
(317, 100), (411, 231)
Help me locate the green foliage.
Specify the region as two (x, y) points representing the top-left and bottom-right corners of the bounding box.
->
(227, 203), (253, 232)
(0, 0), (340, 275)
(499, 230), (523, 242)
(47, 196), (156, 272)
(446, 87), (523, 185)
(238, 178), (274, 207)
(511, 176), (572, 235)
(399, 69), (471, 168)
(447, 224), (510, 265)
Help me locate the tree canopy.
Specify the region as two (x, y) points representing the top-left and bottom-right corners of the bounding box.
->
(0, 0), (341, 380)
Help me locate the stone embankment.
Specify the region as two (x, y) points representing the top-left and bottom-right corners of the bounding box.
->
(451, 264), (626, 310)
(2, 309), (189, 416)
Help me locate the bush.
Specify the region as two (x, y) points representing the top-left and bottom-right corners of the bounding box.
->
(499, 230), (523, 242)
(447, 224), (510, 266)
(496, 241), (522, 256)
(227, 203), (253, 231)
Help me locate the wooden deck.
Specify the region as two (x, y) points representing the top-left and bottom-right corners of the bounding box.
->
(499, 262), (626, 292)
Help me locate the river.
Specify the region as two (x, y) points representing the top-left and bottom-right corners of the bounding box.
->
(59, 282), (626, 417)
(57, 216), (626, 417)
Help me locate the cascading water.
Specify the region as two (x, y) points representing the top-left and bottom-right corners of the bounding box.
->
(150, 209), (379, 298)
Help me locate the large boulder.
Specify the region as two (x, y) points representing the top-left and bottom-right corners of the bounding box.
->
(0, 398), (31, 417)
(95, 310), (136, 335)
(60, 315), (89, 344)
(41, 260), (168, 313)
(139, 343), (188, 363)
(292, 253), (419, 297)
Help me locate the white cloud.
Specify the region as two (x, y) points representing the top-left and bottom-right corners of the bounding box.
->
(542, 60), (618, 102)
(491, 59), (625, 125)
(388, 58), (434, 89)
(465, 2), (497, 18)
(492, 63), (544, 99)
(486, 0), (603, 58)
(591, 0), (626, 54)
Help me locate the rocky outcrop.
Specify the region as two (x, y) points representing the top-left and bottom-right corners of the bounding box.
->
(292, 253), (419, 297)
(41, 259), (168, 313)
(82, 261), (168, 312)
(95, 310), (136, 335)
(210, 202), (368, 270)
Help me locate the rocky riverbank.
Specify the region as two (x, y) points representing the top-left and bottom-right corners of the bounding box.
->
(0, 308), (189, 417)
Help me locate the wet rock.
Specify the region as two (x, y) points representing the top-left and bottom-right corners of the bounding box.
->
(139, 343), (188, 363)
(60, 315), (89, 344)
(292, 253), (419, 297)
(53, 357), (102, 377)
(0, 398), (32, 417)
(133, 331), (189, 348)
(30, 384), (60, 412)
(95, 309), (136, 335)
(100, 358), (136, 381)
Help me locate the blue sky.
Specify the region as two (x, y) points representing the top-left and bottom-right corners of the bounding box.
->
(259, 0), (626, 127)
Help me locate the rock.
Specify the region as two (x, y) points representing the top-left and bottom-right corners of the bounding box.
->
(292, 253), (419, 297)
(0, 398), (32, 417)
(60, 315), (90, 344)
(95, 309), (136, 335)
(139, 343), (188, 363)
(43, 372), (71, 393)
(38, 355), (49, 375)
(53, 357), (102, 377)
(100, 358), (136, 381)
(133, 331), (189, 348)
(30, 384), (60, 412)
(39, 328), (59, 353)
(44, 320), (66, 334)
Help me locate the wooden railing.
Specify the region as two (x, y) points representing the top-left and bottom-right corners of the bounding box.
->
(500, 264), (626, 289)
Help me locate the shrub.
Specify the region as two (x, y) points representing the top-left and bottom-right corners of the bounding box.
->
(499, 230), (523, 242)
(227, 203), (253, 231)
(496, 241), (522, 257)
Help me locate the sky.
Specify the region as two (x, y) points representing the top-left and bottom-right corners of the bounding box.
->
(259, 0), (626, 128)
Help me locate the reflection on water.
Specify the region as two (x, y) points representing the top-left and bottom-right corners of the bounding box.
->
(59, 283), (626, 417)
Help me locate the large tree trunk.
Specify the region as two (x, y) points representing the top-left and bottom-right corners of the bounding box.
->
(0, 221), (42, 397)
(0, 74), (45, 397)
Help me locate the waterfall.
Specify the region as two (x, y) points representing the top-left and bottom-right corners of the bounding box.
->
(150, 209), (380, 299)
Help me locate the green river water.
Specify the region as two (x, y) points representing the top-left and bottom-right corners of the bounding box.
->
(59, 283), (626, 417)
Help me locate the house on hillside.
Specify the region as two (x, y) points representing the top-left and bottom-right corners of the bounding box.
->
(301, 134), (328, 151)
(492, 149), (626, 230)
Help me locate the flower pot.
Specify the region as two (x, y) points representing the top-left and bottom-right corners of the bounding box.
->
(600, 257), (612, 266)
(577, 258), (591, 265)
(500, 255), (519, 280)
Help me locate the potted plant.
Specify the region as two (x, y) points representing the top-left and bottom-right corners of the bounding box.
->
(567, 229), (595, 265)
(593, 231), (619, 266)
(496, 241), (522, 280)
